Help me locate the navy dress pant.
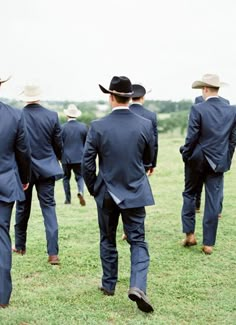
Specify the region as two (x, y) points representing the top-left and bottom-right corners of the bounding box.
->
(62, 163), (84, 203)
(194, 176), (224, 213)
(0, 201), (14, 305)
(15, 173), (59, 255)
(181, 161), (223, 246)
(97, 191), (150, 293)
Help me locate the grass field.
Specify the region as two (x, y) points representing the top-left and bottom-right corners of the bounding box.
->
(1, 133), (236, 324)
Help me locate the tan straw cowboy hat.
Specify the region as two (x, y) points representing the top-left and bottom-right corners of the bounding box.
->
(19, 83), (42, 102)
(64, 104), (82, 118)
(192, 74), (227, 89)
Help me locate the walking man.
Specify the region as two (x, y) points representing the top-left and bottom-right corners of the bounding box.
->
(0, 76), (31, 307)
(180, 74), (236, 254)
(194, 95), (230, 217)
(61, 104), (88, 205)
(129, 84), (158, 174)
(82, 76), (155, 313)
(13, 83), (63, 265)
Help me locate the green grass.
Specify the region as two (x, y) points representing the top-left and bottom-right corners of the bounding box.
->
(1, 133), (236, 324)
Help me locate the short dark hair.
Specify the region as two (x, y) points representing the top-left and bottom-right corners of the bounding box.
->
(113, 94), (130, 104)
(206, 86), (220, 91)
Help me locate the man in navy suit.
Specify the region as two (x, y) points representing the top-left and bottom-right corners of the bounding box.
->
(0, 77), (31, 308)
(82, 76), (155, 313)
(195, 95), (230, 105)
(129, 84), (158, 174)
(180, 74), (236, 255)
(61, 104), (88, 205)
(13, 83), (63, 265)
(193, 95), (230, 215)
(121, 83), (158, 240)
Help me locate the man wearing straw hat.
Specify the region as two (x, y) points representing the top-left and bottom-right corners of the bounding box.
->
(193, 95), (230, 217)
(61, 104), (88, 205)
(180, 74), (236, 255)
(83, 76), (155, 313)
(13, 82), (63, 265)
(0, 76), (31, 308)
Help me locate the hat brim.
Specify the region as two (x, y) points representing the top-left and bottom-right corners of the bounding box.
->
(63, 109), (81, 118)
(19, 93), (41, 102)
(132, 89), (146, 98)
(99, 84), (134, 98)
(192, 80), (227, 89)
(0, 76), (11, 84)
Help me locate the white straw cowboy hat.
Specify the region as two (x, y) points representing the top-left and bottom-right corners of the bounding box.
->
(0, 76), (11, 84)
(192, 74), (227, 89)
(19, 83), (42, 102)
(64, 104), (82, 118)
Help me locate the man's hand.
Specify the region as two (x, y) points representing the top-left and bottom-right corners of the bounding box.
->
(146, 167), (154, 176)
(22, 183), (29, 191)
(179, 145), (185, 154)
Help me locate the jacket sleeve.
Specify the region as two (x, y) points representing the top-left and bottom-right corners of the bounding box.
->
(152, 113), (158, 167)
(229, 118), (236, 159)
(143, 120), (155, 167)
(52, 114), (63, 160)
(15, 111), (31, 184)
(181, 105), (200, 162)
(82, 124), (89, 145)
(82, 124), (97, 196)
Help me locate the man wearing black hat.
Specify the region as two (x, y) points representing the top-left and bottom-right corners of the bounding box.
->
(82, 76), (155, 313)
(0, 77), (31, 308)
(129, 84), (158, 175)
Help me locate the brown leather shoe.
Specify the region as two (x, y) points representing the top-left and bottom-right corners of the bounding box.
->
(12, 247), (26, 255)
(128, 287), (154, 313)
(182, 233), (197, 247)
(0, 304), (9, 308)
(98, 285), (115, 296)
(202, 245), (213, 255)
(122, 233), (127, 241)
(77, 193), (86, 206)
(48, 255), (60, 265)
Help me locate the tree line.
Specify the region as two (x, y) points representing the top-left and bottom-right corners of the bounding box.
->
(1, 97), (193, 134)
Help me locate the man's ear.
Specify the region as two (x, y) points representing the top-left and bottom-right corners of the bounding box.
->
(109, 94), (114, 103)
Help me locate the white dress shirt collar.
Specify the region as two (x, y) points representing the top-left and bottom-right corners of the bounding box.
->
(206, 96), (219, 101)
(112, 106), (129, 111)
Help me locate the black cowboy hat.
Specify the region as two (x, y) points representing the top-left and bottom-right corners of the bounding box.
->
(132, 84), (146, 98)
(99, 76), (134, 98)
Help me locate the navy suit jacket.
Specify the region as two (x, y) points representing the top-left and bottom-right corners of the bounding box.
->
(182, 98), (236, 173)
(82, 109), (155, 209)
(0, 102), (31, 202)
(129, 103), (158, 167)
(195, 95), (230, 105)
(23, 103), (63, 179)
(61, 120), (88, 164)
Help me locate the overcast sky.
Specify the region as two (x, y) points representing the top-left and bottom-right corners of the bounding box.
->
(1, 0), (236, 103)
